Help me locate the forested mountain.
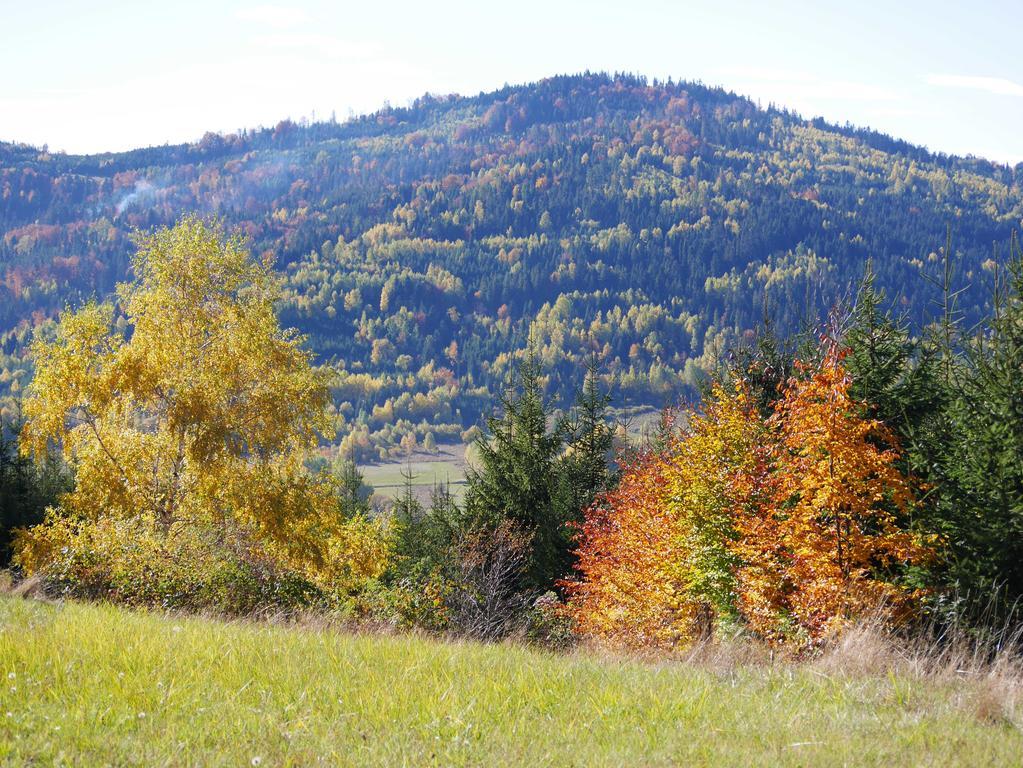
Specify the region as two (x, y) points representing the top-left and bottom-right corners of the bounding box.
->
(2, 72), (1022, 458)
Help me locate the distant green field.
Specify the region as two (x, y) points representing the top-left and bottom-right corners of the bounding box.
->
(362, 410), (663, 506)
(615, 405), (663, 443)
(361, 459), (466, 493)
(1, 598), (1019, 766)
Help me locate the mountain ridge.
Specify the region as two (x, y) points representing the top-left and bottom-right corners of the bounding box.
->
(3, 71), (1019, 171)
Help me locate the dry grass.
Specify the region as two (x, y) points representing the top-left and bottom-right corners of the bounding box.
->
(575, 610), (1023, 734)
(809, 612), (1023, 731)
(5, 575), (47, 601)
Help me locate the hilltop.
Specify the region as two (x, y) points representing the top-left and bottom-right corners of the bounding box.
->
(2, 72), (1021, 458)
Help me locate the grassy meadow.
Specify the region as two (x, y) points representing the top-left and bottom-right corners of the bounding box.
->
(0, 597), (1020, 766)
(362, 456), (467, 503)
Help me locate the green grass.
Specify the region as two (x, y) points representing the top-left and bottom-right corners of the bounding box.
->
(1, 598), (1020, 766)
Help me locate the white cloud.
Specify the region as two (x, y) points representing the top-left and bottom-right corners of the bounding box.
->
(926, 74), (1023, 97)
(235, 4), (309, 29)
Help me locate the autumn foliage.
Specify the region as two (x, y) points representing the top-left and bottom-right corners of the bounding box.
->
(566, 341), (932, 649)
(566, 446), (676, 647)
(14, 217), (389, 607)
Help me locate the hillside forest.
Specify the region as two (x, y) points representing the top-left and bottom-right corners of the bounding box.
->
(2, 73), (1022, 462)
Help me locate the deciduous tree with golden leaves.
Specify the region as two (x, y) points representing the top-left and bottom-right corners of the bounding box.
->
(567, 347), (931, 651)
(734, 341), (931, 644)
(16, 217), (387, 593)
(566, 382), (769, 648)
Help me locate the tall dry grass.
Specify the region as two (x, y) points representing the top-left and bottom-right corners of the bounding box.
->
(812, 610), (1023, 729)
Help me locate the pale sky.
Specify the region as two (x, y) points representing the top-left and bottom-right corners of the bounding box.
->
(2, 0), (1021, 164)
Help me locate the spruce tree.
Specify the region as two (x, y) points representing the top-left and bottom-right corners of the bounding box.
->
(0, 415), (70, 566)
(843, 244), (1023, 613)
(333, 452), (372, 518)
(951, 236), (1023, 600)
(555, 356), (615, 533)
(392, 461), (423, 527)
(725, 318), (797, 418)
(845, 264), (945, 463)
(464, 350), (566, 590)
(841, 265), (966, 597)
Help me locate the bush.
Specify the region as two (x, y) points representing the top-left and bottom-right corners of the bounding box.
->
(14, 514), (323, 615)
(526, 591), (575, 649)
(388, 484), (535, 640)
(444, 520), (533, 640)
(388, 570), (454, 632)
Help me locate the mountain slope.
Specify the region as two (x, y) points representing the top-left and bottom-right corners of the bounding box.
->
(2, 73), (1021, 456)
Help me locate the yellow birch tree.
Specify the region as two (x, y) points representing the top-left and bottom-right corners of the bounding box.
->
(16, 216), (386, 589)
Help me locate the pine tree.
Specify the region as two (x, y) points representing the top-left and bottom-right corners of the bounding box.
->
(333, 452), (372, 518)
(845, 263), (942, 442)
(392, 460), (423, 526)
(0, 415), (70, 566)
(951, 234), (1023, 600)
(841, 265), (956, 590)
(390, 465), (431, 575)
(390, 479), (472, 587)
(726, 317), (796, 418)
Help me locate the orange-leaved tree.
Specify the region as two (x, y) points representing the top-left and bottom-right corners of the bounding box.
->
(734, 340), (931, 643)
(566, 382), (769, 648)
(564, 445), (677, 648)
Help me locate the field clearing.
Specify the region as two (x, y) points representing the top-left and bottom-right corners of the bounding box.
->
(361, 408), (663, 506)
(361, 444), (467, 503)
(615, 405), (662, 443)
(1, 598), (1020, 766)
(361, 460), (466, 494)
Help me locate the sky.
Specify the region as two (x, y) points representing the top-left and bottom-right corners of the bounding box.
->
(2, 0), (1021, 164)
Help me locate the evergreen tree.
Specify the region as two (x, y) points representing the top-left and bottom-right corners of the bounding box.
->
(333, 452), (372, 518)
(842, 245), (1023, 614)
(464, 350), (567, 590)
(0, 416), (70, 566)
(390, 479), (469, 584)
(840, 265), (970, 601)
(949, 235), (1023, 600)
(726, 319), (796, 418)
(844, 264), (945, 466)
(555, 356), (615, 532)
(392, 461), (424, 527)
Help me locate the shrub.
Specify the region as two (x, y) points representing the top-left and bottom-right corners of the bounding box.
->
(526, 591), (575, 649)
(14, 513), (322, 615)
(444, 519), (533, 640)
